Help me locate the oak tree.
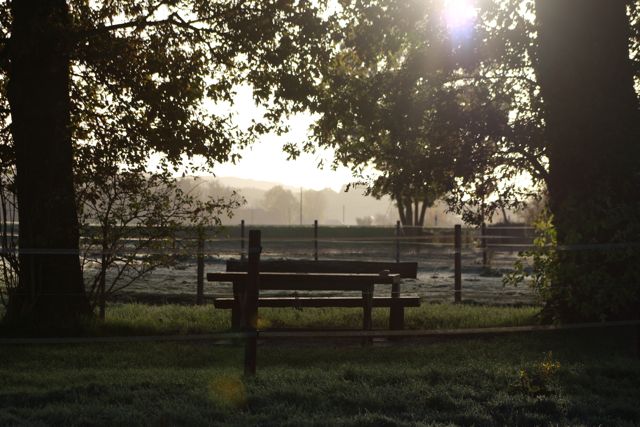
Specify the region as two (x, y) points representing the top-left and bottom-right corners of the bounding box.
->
(533, 0), (640, 320)
(0, 0), (330, 330)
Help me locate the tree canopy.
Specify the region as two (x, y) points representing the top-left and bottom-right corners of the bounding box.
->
(309, 0), (640, 320)
(1, 0), (640, 328)
(0, 0), (332, 329)
(307, 0), (545, 227)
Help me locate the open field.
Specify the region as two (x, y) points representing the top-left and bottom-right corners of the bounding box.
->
(0, 225), (535, 306)
(1, 310), (638, 426)
(106, 253), (539, 307)
(74, 225), (539, 306)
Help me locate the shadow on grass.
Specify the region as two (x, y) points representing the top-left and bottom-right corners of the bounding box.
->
(1, 327), (639, 426)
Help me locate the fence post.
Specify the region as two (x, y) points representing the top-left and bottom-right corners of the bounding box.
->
(99, 242), (107, 320)
(396, 221), (401, 263)
(481, 221), (488, 271)
(314, 220), (318, 261)
(454, 224), (462, 303)
(244, 230), (261, 376)
(196, 226), (205, 305)
(240, 219), (245, 261)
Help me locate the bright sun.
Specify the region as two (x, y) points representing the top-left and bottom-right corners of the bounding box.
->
(443, 0), (478, 30)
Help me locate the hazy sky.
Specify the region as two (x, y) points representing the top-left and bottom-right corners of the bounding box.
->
(204, 83), (355, 192)
(213, 111), (354, 192)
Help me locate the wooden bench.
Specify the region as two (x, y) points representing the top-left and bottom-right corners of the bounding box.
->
(208, 260), (420, 330)
(226, 259), (418, 278)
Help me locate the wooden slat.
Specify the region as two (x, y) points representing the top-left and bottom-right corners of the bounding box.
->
(214, 296), (421, 309)
(226, 259), (418, 278)
(207, 272), (400, 291)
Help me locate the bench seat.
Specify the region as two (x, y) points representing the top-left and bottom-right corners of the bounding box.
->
(227, 259), (418, 278)
(214, 296), (420, 309)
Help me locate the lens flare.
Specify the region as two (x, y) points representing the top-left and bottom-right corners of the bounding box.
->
(443, 0), (477, 30)
(208, 375), (247, 409)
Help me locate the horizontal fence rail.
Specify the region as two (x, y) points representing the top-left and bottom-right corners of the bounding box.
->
(2, 221), (639, 308)
(1, 321), (639, 346)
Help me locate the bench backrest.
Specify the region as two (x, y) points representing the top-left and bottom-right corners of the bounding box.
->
(226, 259), (418, 279)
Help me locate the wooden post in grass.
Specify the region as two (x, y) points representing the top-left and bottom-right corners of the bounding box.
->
(196, 225), (205, 305)
(314, 219), (318, 261)
(240, 219), (245, 261)
(244, 230), (261, 376)
(454, 225), (462, 303)
(396, 221), (401, 263)
(637, 323), (640, 359)
(392, 221), (403, 335)
(362, 283), (374, 346)
(99, 242), (107, 320)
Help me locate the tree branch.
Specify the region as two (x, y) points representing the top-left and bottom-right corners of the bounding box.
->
(511, 146), (550, 184)
(77, 0), (251, 40)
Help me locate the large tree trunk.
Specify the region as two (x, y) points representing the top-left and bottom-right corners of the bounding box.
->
(396, 198), (430, 228)
(534, 0), (640, 320)
(418, 200), (428, 227)
(6, 0), (91, 331)
(396, 196), (414, 228)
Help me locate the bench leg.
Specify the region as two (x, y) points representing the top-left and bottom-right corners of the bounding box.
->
(232, 282), (242, 331)
(231, 305), (240, 330)
(361, 285), (374, 346)
(389, 282), (404, 330)
(390, 305), (405, 330)
(362, 285), (373, 330)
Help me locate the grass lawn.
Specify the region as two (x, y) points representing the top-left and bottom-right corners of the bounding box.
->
(82, 302), (542, 336)
(1, 304), (639, 426)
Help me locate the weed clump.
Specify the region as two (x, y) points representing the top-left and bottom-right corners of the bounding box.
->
(512, 351), (561, 396)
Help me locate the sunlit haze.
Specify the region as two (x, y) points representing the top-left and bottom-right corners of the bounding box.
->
(211, 0), (479, 191)
(443, 0), (477, 30)
(213, 119), (355, 192)
(205, 85), (355, 192)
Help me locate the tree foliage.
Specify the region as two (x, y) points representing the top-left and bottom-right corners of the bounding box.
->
(64, 0), (331, 173)
(308, 0), (544, 227)
(0, 0), (332, 328)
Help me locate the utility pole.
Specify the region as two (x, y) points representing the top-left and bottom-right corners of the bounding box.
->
(299, 187), (303, 225)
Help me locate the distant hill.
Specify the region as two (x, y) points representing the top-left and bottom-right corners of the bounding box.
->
(179, 175), (464, 226)
(214, 176), (299, 192)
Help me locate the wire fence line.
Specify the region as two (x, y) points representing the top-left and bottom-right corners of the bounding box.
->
(2, 222), (639, 307)
(5, 222), (640, 255)
(2, 221), (639, 271)
(3, 239), (640, 256)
